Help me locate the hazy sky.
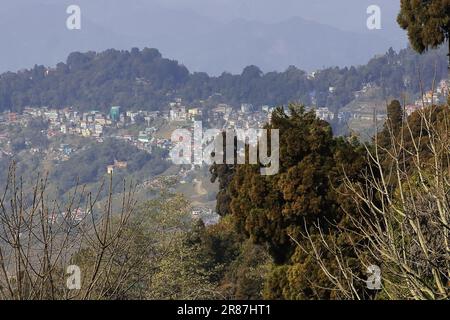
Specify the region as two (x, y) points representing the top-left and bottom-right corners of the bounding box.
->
(31, 0), (405, 39)
(0, 0), (408, 74)
(153, 0), (404, 34)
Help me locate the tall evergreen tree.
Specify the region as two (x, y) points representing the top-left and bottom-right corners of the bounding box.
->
(378, 100), (404, 148)
(211, 105), (370, 298)
(397, 0), (450, 75)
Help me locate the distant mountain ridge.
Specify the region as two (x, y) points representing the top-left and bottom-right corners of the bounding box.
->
(0, 0), (402, 75)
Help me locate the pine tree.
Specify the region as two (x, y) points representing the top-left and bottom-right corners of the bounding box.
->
(378, 100), (404, 148)
(397, 0), (450, 75)
(211, 105), (369, 299)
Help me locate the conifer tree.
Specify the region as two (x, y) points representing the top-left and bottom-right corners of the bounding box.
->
(397, 0), (450, 75)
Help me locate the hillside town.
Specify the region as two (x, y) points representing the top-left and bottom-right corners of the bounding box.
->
(0, 78), (448, 164)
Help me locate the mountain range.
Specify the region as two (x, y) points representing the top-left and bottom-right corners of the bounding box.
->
(0, 0), (406, 75)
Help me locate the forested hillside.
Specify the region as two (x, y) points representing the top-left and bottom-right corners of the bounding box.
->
(0, 45), (447, 113)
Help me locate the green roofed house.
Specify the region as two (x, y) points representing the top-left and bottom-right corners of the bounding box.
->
(138, 131), (150, 143)
(110, 106), (121, 122)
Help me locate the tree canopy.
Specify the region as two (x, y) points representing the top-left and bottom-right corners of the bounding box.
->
(210, 105), (370, 298)
(0, 46), (447, 113)
(398, 0), (450, 54)
(398, 0), (450, 73)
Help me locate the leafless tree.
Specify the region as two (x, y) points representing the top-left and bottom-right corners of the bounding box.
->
(0, 165), (146, 300)
(296, 104), (450, 300)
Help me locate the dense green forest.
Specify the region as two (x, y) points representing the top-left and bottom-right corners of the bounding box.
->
(0, 45), (447, 113)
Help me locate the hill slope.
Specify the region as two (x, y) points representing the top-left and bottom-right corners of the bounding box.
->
(0, 45), (447, 113)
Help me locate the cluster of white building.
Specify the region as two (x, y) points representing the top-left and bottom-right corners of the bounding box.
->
(406, 79), (449, 116)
